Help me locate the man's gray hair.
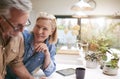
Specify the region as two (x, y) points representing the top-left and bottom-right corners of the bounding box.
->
(0, 0), (32, 16)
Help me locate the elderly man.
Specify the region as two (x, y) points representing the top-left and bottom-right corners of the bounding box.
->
(0, 0), (37, 79)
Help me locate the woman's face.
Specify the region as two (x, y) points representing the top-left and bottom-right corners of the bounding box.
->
(33, 19), (53, 43)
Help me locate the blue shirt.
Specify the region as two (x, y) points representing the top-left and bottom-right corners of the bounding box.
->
(23, 30), (56, 76)
(5, 30), (56, 79)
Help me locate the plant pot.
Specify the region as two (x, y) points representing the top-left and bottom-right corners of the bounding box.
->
(103, 65), (118, 76)
(99, 59), (106, 69)
(86, 60), (98, 68)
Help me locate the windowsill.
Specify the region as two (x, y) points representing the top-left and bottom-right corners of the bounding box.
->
(57, 46), (80, 55)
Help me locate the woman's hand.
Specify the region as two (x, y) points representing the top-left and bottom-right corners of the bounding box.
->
(34, 43), (49, 56)
(34, 43), (51, 69)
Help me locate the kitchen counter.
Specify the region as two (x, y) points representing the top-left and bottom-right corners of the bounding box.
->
(33, 53), (120, 79)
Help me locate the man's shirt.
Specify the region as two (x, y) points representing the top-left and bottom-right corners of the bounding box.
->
(0, 32), (24, 79)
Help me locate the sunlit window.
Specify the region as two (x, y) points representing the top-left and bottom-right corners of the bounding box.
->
(56, 16), (120, 55)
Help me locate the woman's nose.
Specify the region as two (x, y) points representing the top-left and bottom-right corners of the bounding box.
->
(38, 29), (43, 34)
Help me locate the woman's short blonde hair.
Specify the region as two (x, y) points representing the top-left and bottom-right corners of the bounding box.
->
(35, 12), (57, 44)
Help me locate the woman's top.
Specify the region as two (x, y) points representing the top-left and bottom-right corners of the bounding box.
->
(23, 30), (56, 76)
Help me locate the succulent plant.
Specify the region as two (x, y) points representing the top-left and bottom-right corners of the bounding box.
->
(85, 51), (103, 62)
(105, 53), (119, 69)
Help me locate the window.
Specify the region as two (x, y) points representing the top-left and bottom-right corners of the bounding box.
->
(56, 16), (80, 54)
(80, 18), (120, 49)
(56, 15), (120, 54)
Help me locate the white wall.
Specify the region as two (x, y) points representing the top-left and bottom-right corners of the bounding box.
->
(28, 0), (120, 30)
(31, 0), (120, 15)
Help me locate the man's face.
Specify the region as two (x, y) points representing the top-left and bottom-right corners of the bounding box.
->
(6, 8), (29, 37)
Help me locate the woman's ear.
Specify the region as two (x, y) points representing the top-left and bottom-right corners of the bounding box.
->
(49, 31), (53, 35)
(50, 28), (55, 35)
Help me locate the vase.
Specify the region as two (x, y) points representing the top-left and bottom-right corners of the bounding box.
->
(103, 65), (118, 76)
(86, 60), (98, 68)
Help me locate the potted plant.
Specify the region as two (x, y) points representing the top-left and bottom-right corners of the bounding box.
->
(86, 36), (112, 68)
(85, 51), (102, 68)
(85, 38), (103, 68)
(97, 37), (112, 69)
(103, 53), (119, 76)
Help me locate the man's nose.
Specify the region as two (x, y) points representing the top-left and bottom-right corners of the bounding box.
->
(18, 26), (25, 32)
(20, 27), (24, 32)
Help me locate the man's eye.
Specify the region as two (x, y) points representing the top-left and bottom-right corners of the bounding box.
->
(15, 24), (24, 29)
(18, 24), (23, 27)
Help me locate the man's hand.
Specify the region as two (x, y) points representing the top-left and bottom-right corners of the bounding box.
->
(0, 75), (2, 79)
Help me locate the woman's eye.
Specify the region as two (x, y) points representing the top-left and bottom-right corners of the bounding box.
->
(43, 28), (48, 30)
(36, 25), (40, 28)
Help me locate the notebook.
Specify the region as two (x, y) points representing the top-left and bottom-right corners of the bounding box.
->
(56, 68), (75, 76)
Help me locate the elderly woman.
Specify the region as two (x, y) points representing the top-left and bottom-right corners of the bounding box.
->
(6, 12), (57, 79)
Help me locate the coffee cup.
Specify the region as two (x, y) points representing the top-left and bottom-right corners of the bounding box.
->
(75, 67), (85, 79)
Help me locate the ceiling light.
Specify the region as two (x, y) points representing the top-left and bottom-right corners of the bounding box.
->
(71, 0), (92, 11)
(72, 11), (88, 18)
